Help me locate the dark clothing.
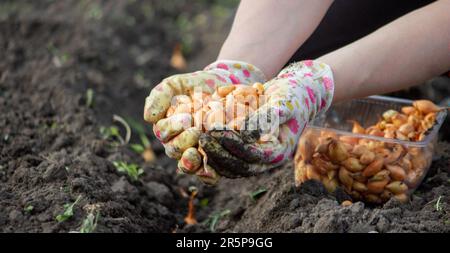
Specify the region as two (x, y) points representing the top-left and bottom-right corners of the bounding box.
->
(290, 0), (435, 62)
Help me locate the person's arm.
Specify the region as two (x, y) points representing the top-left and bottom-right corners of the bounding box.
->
(319, 0), (450, 103)
(218, 0), (333, 78)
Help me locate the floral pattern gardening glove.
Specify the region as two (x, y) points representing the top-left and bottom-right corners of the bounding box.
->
(143, 60), (266, 184)
(199, 60), (335, 178)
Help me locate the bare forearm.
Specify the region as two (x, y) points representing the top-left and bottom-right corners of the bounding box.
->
(319, 0), (450, 103)
(218, 0), (333, 78)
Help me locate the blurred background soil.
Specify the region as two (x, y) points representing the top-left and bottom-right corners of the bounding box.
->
(0, 0), (448, 232)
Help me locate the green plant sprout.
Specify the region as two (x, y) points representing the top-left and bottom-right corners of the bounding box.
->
(112, 114), (131, 144)
(100, 115), (131, 146)
(130, 143), (145, 154)
(56, 195), (82, 222)
(249, 187), (268, 201)
(113, 161), (143, 181)
(139, 133), (151, 149)
(200, 198), (209, 207)
(203, 209), (231, 232)
(50, 121), (59, 129)
(126, 117), (152, 155)
(47, 43), (70, 67)
(86, 88), (94, 108)
(60, 184), (71, 193)
(24, 205), (34, 213)
(435, 196), (443, 212)
(79, 212), (99, 233)
(100, 126), (122, 142)
(86, 2), (103, 20)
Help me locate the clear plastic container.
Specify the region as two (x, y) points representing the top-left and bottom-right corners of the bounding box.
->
(294, 96), (447, 204)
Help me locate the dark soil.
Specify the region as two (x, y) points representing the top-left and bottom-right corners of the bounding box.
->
(194, 142), (450, 233)
(1, 1), (449, 233)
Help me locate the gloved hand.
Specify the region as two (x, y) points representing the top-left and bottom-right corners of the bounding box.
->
(143, 60), (266, 184)
(199, 60), (335, 178)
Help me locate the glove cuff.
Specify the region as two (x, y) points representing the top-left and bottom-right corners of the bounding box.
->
(204, 60), (267, 85)
(278, 60), (335, 120)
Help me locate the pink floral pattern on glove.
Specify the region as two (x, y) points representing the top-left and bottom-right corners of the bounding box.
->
(251, 60), (335, 168)
(144, 59), (267, 183)
(204, 60), (267, 86)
